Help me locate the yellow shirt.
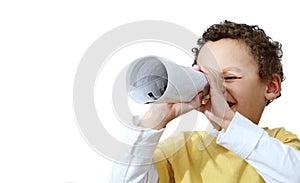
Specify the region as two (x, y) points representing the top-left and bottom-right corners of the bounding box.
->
(153, 128), (300, 183)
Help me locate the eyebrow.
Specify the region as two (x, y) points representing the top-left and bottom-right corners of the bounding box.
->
(222, 67), (242, 74)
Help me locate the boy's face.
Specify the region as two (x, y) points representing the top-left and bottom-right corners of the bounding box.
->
(197, 38), (268, 124)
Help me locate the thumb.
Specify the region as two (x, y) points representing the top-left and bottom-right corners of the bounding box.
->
(204, 110), (223, 130)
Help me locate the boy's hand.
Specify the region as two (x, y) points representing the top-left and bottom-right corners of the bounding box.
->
(140, 92), (204, 130)
(199, 66), (235, 130)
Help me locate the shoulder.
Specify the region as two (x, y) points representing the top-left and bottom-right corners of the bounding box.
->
(264, 127), (300, 151)
(264, 127), (299, 141)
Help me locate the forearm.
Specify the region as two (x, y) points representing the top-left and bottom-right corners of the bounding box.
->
(246, 132), (300, 182)
(217, 112), (300, 182)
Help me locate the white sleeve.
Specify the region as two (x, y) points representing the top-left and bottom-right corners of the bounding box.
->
(216, 112), (300, 183)
(109, 123), (163, 183)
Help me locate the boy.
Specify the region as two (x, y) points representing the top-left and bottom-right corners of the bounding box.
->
(110, 20), (300, 183)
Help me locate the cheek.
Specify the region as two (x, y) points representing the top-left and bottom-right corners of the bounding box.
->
(224, 82), (242, 99)
(225, 77), (267, 123)
(225, 81), (264, 104)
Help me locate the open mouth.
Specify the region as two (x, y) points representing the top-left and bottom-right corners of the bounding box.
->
(227, 102), (235, 107)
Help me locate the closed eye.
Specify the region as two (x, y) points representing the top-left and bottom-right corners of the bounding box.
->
(224, 76), (242, 80)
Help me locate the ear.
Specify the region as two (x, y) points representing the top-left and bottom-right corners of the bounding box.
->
(265, 74), (281, 101)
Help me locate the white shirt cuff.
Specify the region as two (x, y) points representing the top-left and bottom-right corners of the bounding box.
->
(216, 112), (264, 159)
(124, 116), (165, 159)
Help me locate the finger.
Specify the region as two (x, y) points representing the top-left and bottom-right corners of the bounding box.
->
(193, 92), (208, 111)
(192, 64), (200, 71)
(188, 92), (203, 108)
(206, 68), (223, 90)
(204, 110), (223, 129)
(209, 120), (222, 130)
(198, 99), (211, 113)
(201, 66), (226, 96)
(173, 92), (203, 117)
(201, 94), (210, 104)
(201, 66), (222, 85)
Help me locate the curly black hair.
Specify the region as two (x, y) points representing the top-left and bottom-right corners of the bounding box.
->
(192, 20), (284, 105)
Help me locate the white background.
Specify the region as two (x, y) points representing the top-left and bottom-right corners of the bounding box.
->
(1, 0), (300, 182)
